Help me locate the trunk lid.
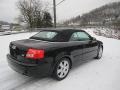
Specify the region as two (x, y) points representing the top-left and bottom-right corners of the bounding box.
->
(9, 39), (51, 64)
(11, 39), (50, 50)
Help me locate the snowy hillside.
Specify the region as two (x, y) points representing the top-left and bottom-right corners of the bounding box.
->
(0, 29), (120, 90)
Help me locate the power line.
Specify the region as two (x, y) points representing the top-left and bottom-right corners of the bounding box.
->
(56, 0), (66, 6)
(48, 0), (66, 10)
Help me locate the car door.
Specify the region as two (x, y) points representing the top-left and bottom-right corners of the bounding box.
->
(69, 31), (98, 61)
(75, 31), (98, 60)
(69, 31), (85, 62)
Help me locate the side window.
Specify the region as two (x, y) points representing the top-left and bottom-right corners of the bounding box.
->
(70, 32), (90, 41)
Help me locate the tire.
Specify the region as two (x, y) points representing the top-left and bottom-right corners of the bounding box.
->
(96, 46), (103, 59)
(53, 58), (70, 81)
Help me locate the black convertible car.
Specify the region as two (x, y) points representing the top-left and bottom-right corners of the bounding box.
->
(7, 29), (103, 80)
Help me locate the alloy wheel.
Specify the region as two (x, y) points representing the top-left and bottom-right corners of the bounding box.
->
(57, 60), (70, 78)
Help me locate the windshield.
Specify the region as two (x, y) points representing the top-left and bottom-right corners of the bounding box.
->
(30, 31), (58, 41)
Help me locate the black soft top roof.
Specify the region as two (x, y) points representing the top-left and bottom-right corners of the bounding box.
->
(39, 28), (85, 33)
(31, 28), (86, 42)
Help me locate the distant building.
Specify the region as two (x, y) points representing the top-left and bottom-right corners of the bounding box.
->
(0, 21), (11, 31)
(1, 24), (11, 31)
(0, 21), (21, 31)
(11, 24), (22, 31)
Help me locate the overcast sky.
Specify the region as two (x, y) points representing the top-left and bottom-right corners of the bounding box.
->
(0, 0), (119, 23)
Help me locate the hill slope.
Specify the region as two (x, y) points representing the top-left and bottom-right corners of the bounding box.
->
(64, 2), (120, 27)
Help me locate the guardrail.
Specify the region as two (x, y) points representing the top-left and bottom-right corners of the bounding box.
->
(0, 31), (29, 36)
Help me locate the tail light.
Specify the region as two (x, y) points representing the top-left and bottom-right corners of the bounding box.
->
(26, 48), (45, 59)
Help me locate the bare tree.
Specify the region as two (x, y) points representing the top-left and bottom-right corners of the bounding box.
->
(17, 0), (52, 29)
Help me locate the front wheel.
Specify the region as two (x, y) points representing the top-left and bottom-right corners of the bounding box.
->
(96, 46), (103, 59)
(53, 58), (70, 81)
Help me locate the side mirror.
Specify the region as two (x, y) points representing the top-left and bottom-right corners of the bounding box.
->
(91, 37), (96, 40)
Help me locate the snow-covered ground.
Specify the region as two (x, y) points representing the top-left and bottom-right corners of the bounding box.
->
(0, 29), (120, 90)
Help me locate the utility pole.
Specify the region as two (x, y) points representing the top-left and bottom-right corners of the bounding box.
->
(29, 0), (32, 31)
(53, 0), (56, 28)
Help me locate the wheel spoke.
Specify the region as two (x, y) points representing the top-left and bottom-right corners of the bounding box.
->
(63, 69), (68, 76)
(57, 68), (62, 74)
(59, 71), (64, 77)
(63, 61), (67, 66)
(60, 62), (64, 68)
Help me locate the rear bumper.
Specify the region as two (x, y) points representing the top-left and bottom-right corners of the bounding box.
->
(7, 54), (51, 77)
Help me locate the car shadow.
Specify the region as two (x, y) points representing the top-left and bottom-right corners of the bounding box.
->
(71, 58), (96, 71)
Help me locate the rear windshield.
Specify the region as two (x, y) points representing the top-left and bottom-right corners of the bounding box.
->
(30, 31), (58, 41)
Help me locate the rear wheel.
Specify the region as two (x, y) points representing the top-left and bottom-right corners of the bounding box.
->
(53, 58), (70, 81)
(96, 46), (103, 59)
